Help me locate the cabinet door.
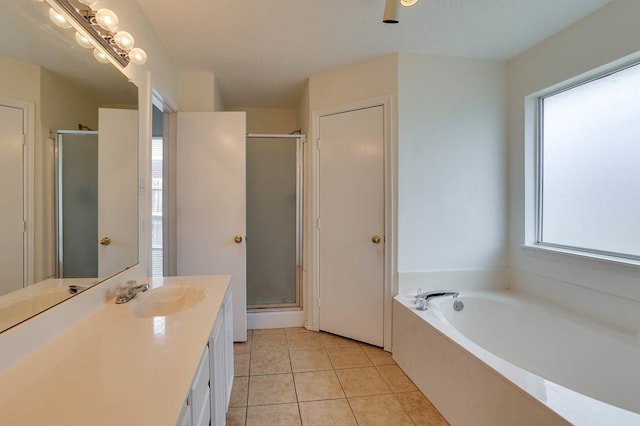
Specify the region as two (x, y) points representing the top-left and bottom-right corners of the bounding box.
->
(177, 112), (247, 342)
(223, 291), (234, 406)
(210, 313), (226, 426)
(191, 346), (210, 426)
(176, 396), (191, 426)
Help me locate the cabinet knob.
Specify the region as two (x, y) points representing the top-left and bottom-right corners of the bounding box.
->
(371, 235), (382, 244)
(100, 237), (111, 246)
(234, 235), (243, 243)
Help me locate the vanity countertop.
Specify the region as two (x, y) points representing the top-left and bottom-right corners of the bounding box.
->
(0, 275), (231, 426)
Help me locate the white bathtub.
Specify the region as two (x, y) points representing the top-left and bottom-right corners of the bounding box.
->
(392, 291), (640, 426)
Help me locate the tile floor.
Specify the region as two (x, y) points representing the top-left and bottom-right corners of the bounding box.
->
(226, 327), (448, 425)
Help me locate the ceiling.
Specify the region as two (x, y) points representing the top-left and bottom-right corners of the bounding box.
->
(134, 0), (611, 109)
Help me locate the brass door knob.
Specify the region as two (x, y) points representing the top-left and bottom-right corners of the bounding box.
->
(100, 237), (111, 246)
(372, 235), (382, 244)
(234, 235), (243, 243)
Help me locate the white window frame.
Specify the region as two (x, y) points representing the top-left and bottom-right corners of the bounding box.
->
(532, 60), (640, 264)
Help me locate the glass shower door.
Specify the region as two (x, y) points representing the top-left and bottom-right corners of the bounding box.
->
(246, 135), (303, 309)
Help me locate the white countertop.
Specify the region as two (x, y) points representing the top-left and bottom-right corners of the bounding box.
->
(0, 275), (231, 426)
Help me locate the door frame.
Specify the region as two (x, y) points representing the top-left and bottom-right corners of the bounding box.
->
(0, 97), (35, 287)
(309, 96), (396, 350)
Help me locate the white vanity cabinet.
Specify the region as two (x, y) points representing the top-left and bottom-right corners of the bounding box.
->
(176, 287), (234, 426)
(210, 291), (234, 424)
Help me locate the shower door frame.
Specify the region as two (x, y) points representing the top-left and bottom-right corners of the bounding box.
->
(246, 133), (305, 311)
(54, 130), (99, 278)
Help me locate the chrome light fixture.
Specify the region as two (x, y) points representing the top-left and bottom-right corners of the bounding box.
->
(43, 0), (147, 67)
(383, 0), (419, 24)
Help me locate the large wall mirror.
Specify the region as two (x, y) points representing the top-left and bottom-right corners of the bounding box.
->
(0, 0), (139, 332)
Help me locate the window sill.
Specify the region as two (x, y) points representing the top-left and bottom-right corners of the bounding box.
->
(520, 243), (640, 269)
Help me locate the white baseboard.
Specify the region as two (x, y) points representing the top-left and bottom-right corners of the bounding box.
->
(247, 309), (305, 330)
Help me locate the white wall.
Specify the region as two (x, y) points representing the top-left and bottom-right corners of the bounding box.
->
(507, 0), (640, 317)
(397, 53), (507, 292)
(235, 107), (297, 134)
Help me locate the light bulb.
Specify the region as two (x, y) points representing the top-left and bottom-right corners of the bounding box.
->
(75, 32), (93, 49)
(129, 47), (147, 65)
(400, 0), (418, 6)
(49, 8), (71, 28)
(93, 48), (110, 64)
(77, 0), (98, 6)
(114, 31), (135, 51)
(95, 8), (119, 31)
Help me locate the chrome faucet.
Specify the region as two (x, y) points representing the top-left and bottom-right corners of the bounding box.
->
(416, 290), (459, 310)
(115, 282), (150, 304)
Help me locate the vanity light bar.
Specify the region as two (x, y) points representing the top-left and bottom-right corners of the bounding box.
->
(43, 0), (147, 67)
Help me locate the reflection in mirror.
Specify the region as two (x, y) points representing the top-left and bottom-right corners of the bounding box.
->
(0, 0), (139, 333)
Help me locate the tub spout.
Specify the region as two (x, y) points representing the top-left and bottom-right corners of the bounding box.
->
(418, 290), (459, 301)
(416, 290), (459, 310)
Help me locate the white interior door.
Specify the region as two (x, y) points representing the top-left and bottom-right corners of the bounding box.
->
(318, 105), (385, 346)
(176, 112), (247, 342)
(0, 103), (25, 294)
(98, 109), (139, 278)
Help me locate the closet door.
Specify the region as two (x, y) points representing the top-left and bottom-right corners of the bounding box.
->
(318, 105), (385, 346)
(176, 112), (247, 342)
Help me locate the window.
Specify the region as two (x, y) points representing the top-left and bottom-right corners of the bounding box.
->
(536, 62), (640, 260)
(151, 136), (164, 276)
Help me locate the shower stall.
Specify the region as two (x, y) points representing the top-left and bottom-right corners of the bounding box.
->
(246, 134), (304, 310)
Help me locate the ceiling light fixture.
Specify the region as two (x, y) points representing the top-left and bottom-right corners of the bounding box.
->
(383, 0), (419, 24)
(383, 0), (399, 24)
(42, 0), (147, 67)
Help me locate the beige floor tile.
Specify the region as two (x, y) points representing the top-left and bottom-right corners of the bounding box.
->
(287, 331), (324, 350)
(396, 391), (449, 425)
(335, 366), (391, 397)
(235, 352), (250, 376)
(320, 332), (360, 348)
(250, 350), (292, 375)
(289, 348), (332, 372)
(246, 403), (301, 426)
(284, 327), (314, 336)
(248, 374), (297, 406)
(294, 370), (345, 401)
(299, 399), (358, 426)
(361, 343), (396, 366)
(226, 407), (247, 426)
(229, 376), (249, 407)
(349, 394), (414, 425)
(326, 346), (372, 369)
(234, 335), (252, 354)
(252, 333), (288, 352)
(376, 364), (418, 393)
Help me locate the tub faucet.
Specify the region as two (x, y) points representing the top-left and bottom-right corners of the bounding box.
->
(115, 282), (150, 304)
(416, 290), (459, 310)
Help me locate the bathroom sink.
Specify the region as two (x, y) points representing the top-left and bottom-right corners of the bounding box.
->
(131, 285), (206, 318)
